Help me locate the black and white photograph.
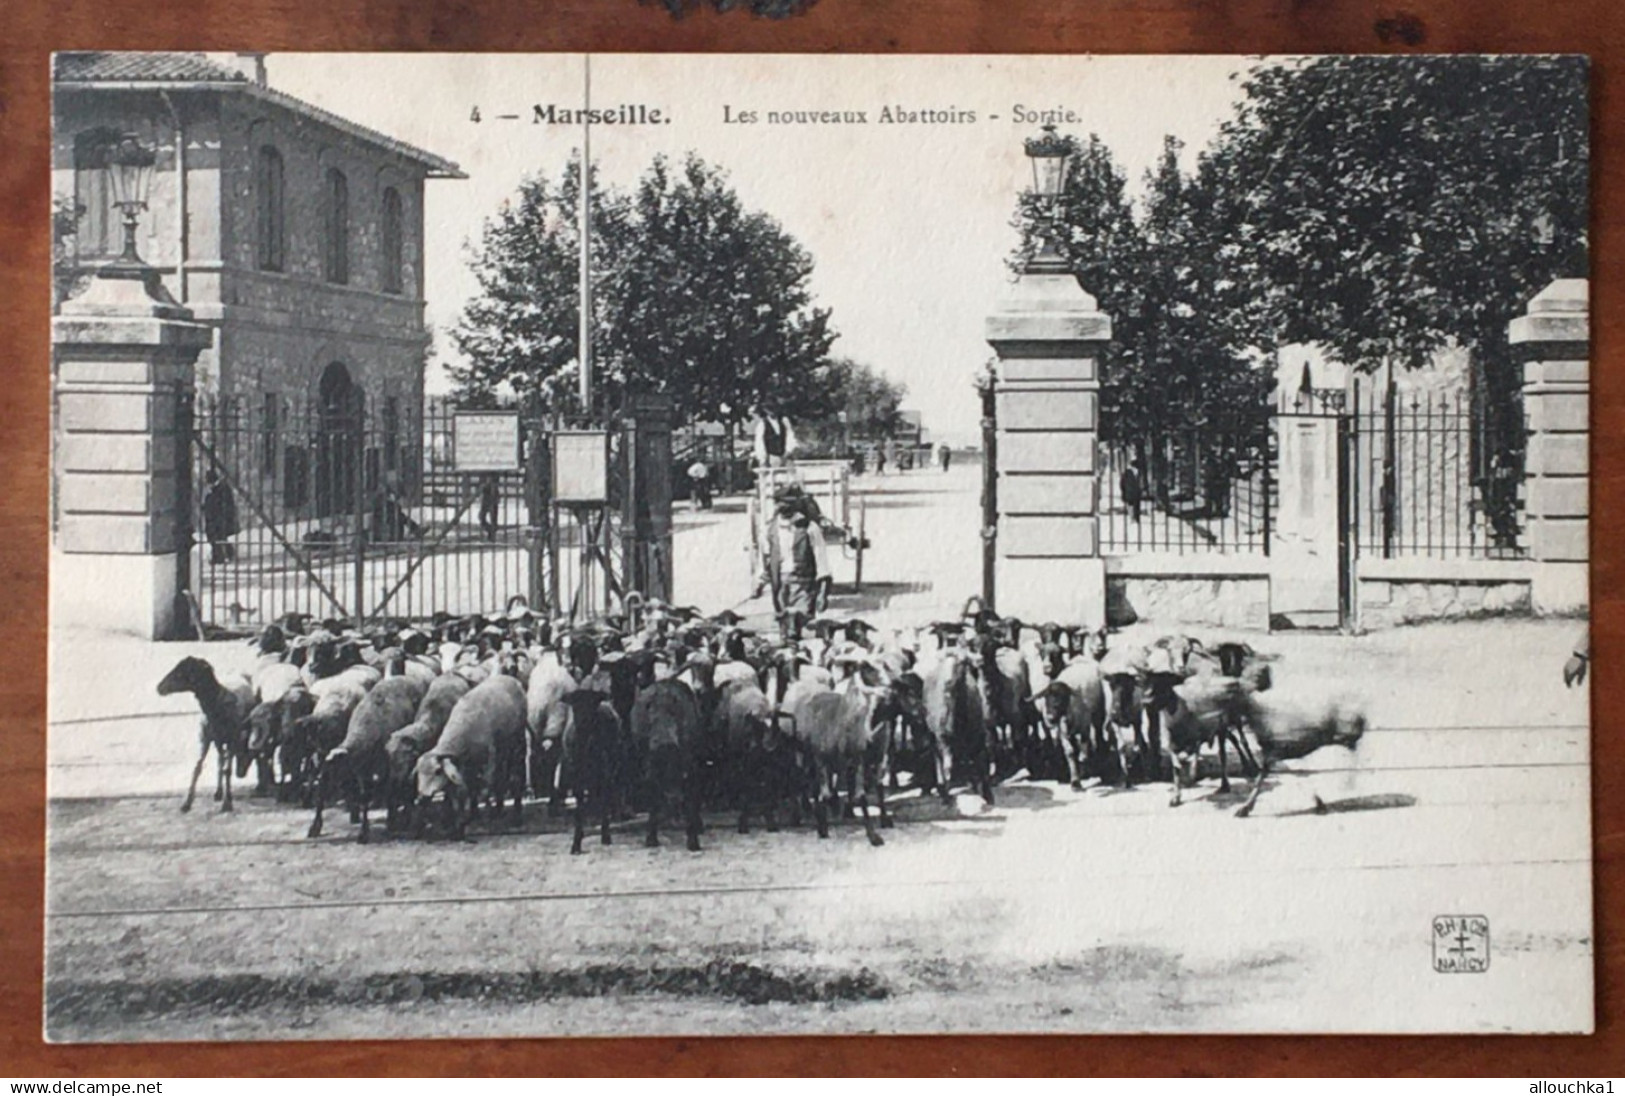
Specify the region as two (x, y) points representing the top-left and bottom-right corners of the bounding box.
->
(46, 51), (1592, 1040)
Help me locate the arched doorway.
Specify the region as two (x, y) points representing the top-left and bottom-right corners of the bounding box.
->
(315, 362), (360, 518)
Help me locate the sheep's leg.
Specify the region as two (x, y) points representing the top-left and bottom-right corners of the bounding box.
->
(1235, 762), (1269, 818)
(570, 783), (587, 855)
(1059, 717), (1084, 791)
(1217, 732), (1232, 794)
(1146, 707), (1166, 783)
(683, 765), (703, 853)
(814, 760), (831, 839)
(1168, 752), (1186, 808)
(860, 759), (885, 846)
(307, 763), (327, 838)
(180, 726), (211, 814)
(357, 780), (372, 845)
(875, 745), (895, 830)
(644, 770), (663, 849)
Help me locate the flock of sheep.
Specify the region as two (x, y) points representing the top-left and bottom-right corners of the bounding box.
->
(155, 597), (1368, 851)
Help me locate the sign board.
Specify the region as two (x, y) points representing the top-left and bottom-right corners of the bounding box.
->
(453, 411), (521, 472)
(553, 430), (608, 504)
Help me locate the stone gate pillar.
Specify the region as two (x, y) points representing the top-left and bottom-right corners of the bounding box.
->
(53, 274), (211, 639)
(1512, 277), (1589, 614)
(985, 263), (1112, 625)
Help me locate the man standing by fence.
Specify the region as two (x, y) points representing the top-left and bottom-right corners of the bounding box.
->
(478, 473), (500, 541)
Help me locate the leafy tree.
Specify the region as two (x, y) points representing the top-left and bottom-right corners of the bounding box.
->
(1201, 55), (1587, 542)
(52, 196), (88, 312)
(1010, 135), (1272, 442)
(795, 358), (906, 455)
(1203, 54), (1587, 374)
(451, 154), (632, 412)
(453, 152), (840, 427)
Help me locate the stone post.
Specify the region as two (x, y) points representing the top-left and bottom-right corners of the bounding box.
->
(985, 266), (1112, 625)
(1510, 277), (1589, 614)
(53, 273), (211, 639)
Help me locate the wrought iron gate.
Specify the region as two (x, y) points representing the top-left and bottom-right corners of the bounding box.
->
(180, 390), (671, 634)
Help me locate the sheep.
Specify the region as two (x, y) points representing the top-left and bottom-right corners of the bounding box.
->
(286, 675), (370, 808)
(715, 676), (793, 835)
(1233, 695), (1367, 818)
(524, 658), (576, 808)
(628, 654), (712, 851)
(413, 674), (528, 840)
(557, 685), (626, 855)
(783, 658), (920, 846)
(1156, 642), (1273, 808)
(247, 683), (316, 802)
(920, 645), (994, 806)
(384, 672), (475, 830)
(309, 674), (429, 842)
(243, 660), (304, 795)
(156, 656), (256, 814)
(1034, 655), (1110, 790)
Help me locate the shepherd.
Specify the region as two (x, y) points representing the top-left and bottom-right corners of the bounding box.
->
(758, 485), (830, 641)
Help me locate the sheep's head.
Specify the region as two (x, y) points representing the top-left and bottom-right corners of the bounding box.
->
(156, 656), (210, 696)
(387, 728), (424, 784)
(1104, 672), (1142, 729)
(1329, 708), (1367, 751)
(1034, 680), (1070, 730)
(246, 702), (279, 756)
(414, 753), (465, 801)
(1085, 628), (1110, 662)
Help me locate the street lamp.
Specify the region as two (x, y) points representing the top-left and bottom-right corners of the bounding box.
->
(1023, 123), (1076, 275)
(104, 132), (157, 269)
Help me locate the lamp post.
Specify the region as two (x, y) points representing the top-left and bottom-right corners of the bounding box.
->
(1023, 124), (1076, 275)
(104, 132), (156, 269)
(983, 123), (1111, 626)
(72, 131), (184, 315)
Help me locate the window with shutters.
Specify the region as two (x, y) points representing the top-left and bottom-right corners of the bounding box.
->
(256, 146), (285, 271)
(381, 186), (404, 294)
(323, 168), (349, 284)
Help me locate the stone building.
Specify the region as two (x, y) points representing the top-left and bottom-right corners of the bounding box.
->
(52, 52), (463, 511)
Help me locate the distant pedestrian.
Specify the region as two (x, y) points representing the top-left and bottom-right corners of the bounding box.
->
(478, 473), (500, 541)
(874, 444), (887, 477)
(1121, 453), (1144, 523)
(687, 460), (712, 510)
(884, 438), (898, 474)
(938, 444), (951, 472)
(201, 471), (238, 563)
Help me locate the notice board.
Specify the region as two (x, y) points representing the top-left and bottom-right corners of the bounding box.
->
(453, 411), (521, 473)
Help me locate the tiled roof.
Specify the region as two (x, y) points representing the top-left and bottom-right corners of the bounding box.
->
(51, 52), (464, 177)
(54, 52), (249, 83)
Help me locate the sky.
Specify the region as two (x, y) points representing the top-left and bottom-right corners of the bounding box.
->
(269, 54), (1254, 446)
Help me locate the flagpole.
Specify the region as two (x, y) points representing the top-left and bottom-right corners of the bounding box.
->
(578, 53), (593, 415)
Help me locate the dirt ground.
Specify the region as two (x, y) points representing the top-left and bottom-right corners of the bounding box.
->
(45, 467), (1594, 1040)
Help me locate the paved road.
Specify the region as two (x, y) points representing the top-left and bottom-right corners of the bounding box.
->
(45, 461), (1593, 1038)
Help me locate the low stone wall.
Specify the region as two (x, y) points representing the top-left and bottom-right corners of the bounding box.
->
(1104, 554), (1271, 631)
(1355, 558), (1533, 630)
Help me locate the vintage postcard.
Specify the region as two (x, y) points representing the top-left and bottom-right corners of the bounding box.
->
(46, 52), (1591, 1039)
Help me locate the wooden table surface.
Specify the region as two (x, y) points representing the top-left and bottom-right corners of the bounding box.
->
(1, 0), (1620, 1075)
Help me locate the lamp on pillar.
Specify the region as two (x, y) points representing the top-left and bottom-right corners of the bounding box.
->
(1023, 124), (1077, 276)
(105, 132), (156, 267)
(64, 132), (185, 317)
(983, 125), (1112, 626)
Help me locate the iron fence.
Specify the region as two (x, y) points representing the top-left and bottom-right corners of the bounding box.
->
(1098, 412), (1274, 555)
(1349, 381), (1524, 560)
(185, 394), (558, 632)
